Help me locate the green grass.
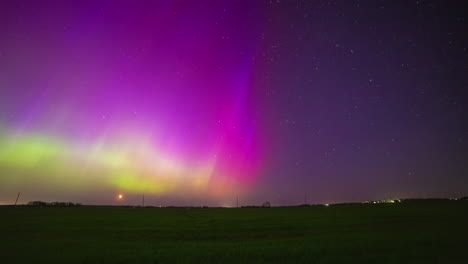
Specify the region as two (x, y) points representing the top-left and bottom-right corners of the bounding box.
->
(1, 201), (468, 263)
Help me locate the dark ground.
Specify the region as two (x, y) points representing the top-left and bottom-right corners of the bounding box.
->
(1, 200), (467, 263)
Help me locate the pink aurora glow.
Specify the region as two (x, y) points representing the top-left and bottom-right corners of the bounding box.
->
(0, 1), (268, 204)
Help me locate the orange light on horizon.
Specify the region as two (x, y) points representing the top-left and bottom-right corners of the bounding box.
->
(118, 194), (123, 200)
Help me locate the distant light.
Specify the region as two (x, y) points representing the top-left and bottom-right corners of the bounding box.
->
(118, 194), (123, 199)
(324, 203), (329, 207)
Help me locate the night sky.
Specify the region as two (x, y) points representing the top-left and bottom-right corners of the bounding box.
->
(0, 0), (467, 206)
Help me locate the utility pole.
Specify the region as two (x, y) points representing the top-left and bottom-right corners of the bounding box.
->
(15, 192), (21, 207)
(304, 194), (307, 205)
(142, 194), (145, 207)
(236, 196), (239, 208)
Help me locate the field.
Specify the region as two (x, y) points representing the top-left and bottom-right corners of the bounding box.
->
(1, 200), (468, 263)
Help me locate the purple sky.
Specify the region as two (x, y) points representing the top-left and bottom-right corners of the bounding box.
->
(0, 0), (467, 206)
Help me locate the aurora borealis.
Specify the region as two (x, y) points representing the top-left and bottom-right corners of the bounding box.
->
(1, 1), (467, 205)
(0, 1), (266, 205)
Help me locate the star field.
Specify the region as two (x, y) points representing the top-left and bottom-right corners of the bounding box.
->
(0, 0), (467, 205)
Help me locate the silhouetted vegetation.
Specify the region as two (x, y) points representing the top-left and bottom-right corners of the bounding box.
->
(27, 201), (82, 207)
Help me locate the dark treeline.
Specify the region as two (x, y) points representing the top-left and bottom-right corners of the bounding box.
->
(26, 201), (82, 207)
(7, 197), (465, 208)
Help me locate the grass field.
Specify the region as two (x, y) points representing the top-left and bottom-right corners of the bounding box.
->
(1, 200), (468, 263)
